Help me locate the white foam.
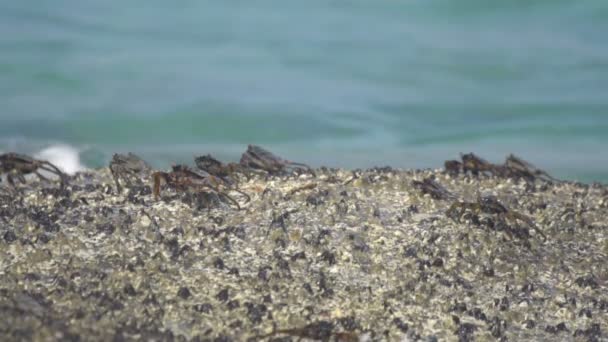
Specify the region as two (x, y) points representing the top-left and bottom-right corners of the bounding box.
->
(35, 145), (87, 175)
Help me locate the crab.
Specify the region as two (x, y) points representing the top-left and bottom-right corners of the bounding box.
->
(0, 153), (66, 188)
(194, 154), (244, 186)
(504, 154), (556, 182)
(447, 195), (547, 241)
(445, 152), (557, 183)
(461, 153), (500, 176)
(240, 144), (315, 176)
(411, 177), (455, 200)
(109, 153), (152, 192)
(152, 165), (249, 209)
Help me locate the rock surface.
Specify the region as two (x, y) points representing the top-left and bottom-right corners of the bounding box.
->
(1, 167), (607, 341)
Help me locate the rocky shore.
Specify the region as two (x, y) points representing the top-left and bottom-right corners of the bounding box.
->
(1, 154), (607, 341)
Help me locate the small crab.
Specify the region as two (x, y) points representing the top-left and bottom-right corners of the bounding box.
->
(447, 195), (547, 241)
(445, 152), (557, 183)
(195, 154), (244, 186)
(109, 153), (152, 192)
(240, 144), (315, 176)
(444, 159), (463, 175)
(411, 177), (455, 200)
(152, 165), (249, 209)
(504, 154), (556, 182)
(0, 153), (66, 188)
(461, 153), (499, 176)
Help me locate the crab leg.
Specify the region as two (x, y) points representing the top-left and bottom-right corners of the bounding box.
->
(198, 182), (242, 210)
(218, 192), (241, 210)
(233, 188), (251, 203)
(509, 211), (547, 241)
(39, 161), (64, 176)
(34, 171), (51, 182)
(152, 172), (168, 199)
(38, 161), (67, 188)
(7, 174), (18, 187)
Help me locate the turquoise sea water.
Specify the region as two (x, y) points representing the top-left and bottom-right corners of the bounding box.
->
(1, 1), (607, 181)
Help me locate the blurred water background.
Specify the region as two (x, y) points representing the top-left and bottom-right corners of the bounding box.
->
(1, 0), (607, 181)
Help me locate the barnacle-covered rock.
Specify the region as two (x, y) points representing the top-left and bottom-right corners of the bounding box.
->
(0, 164), (606, 341)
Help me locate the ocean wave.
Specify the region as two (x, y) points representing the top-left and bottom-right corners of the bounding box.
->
(34, 144), (87, 175)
